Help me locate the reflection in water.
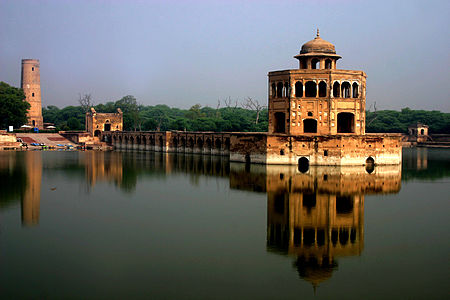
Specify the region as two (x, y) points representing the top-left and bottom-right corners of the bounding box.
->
(402, 147), (450, 180)
(0, 152), (41, 226)
(230, 163), (402, 289)
(3, 149), (449, 290)
(21, 152), (42, 226)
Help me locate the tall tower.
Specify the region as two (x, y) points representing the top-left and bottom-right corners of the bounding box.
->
(21, 59), (43, 129)
(268, 30), (366, 136)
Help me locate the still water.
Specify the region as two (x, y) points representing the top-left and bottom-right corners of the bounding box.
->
(0, 149), (449, 299)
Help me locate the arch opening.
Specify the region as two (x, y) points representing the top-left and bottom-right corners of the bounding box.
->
(352, 82), (359, 98)
(298, 157), (309, 173)
(311, 58), (319, 69)
(333, 82), (341, 97)
(303, 119), (317, 133)
(284, 82), (289, 97)
(271, 83), (276, 98)
(337, 112), (355, 133)
(325, 59), (332, 69)
(94, 130), (101, 137)
(341, 82), (351, 98)
(318, 81), (327, 97)
(365, 156), (375, 174)
(276, 82), (283, 98)
(273, 112), (286, 133)
(305, 81), (317, 97)
(295, 82), (303, 97)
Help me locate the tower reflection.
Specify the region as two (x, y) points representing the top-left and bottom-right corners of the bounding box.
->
(21, 151), (42, 226)
(230, 163), (401, 288)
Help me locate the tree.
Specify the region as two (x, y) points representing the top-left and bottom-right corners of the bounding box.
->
(67, 117), (82, 130)
(241, 97), (266, 124)
(78, 93), (94, 113)
(0, 81), (30, 129)
(115, 95), (141, 131)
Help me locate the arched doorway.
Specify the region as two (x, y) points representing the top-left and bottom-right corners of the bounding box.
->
(104, 123), (111, 131)
(94, 130), (101, 137)
(337, 113), (355, 133)
(273, 112), (286, 133)
(303, 119), (317, 133)
(298, 157), (309, 173)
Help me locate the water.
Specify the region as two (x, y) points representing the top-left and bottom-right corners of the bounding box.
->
(0, 148), (449, 299)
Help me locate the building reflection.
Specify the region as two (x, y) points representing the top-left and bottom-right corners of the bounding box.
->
(83, 151), (123, 188)
(230, 163), (402, 289)
(0, 151), (41, 226)
(21, 151), (42, 226)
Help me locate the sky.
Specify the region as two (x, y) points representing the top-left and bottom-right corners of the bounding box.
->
(1, 0), (449, 111)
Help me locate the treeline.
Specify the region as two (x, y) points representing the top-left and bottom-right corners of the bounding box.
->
(43, 95), (269, 132)
(42, 95), (450, 134)
(366, 108), (450, 134)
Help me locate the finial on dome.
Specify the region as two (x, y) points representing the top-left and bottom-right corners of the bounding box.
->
(317, 28), (320, 37)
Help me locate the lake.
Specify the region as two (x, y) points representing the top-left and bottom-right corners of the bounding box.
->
(0, 148), (449, 299)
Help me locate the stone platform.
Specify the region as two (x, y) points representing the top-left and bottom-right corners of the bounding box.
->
(101, 131), (402, 166)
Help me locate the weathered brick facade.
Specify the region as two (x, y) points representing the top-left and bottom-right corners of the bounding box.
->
(86, 108), (123, 137)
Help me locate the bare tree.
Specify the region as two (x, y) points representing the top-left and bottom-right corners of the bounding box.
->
(242, 97), (266, 124)
(366, 101), (378, 126)
(224, 96), (238, 110)
(78, 93), (94, 113)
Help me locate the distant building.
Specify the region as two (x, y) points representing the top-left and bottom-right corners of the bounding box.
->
(85, 107), (123, 137)
(408, 122), (429, 142)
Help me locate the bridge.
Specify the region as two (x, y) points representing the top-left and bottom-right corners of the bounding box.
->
(101, 131), (232, 155)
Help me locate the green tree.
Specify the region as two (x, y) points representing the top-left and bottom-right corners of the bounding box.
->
(0, 82), (30, 129)
(67, 117), (82, 130)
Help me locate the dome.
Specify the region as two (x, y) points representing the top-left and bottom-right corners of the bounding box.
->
(300, 30), (336, 55)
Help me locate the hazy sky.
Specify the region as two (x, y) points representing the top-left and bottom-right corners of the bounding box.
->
(1, 0), (449, 111)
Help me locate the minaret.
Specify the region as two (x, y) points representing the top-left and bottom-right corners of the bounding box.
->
(21, 59), (43, 129)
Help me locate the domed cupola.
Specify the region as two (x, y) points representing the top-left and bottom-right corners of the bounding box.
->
(294, 30), (341, 69)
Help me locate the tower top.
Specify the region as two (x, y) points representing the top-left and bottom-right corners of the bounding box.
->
(294, 31), (341, 62)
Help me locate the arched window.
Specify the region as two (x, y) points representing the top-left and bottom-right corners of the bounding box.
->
(273, 112), (286, 133)
(311, 58), (319, 69)
(295, 82), (303, 97)
(271, 83), (276, 98)
(284, 82), (290, 97)
(303, 119), (317, 133)
(305, 81), (317, 97)
(333, 82), (340, 97)
(420, 129), (424, 135)
(325, 59), (332, 69)
(337, 112), (355, 133)
(276, 82), (283, 98)
(352, 82), (359, 98)
(341, 82), (351, 98)
(318, 81), (327, 97)
(300, 59), (307, 69)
